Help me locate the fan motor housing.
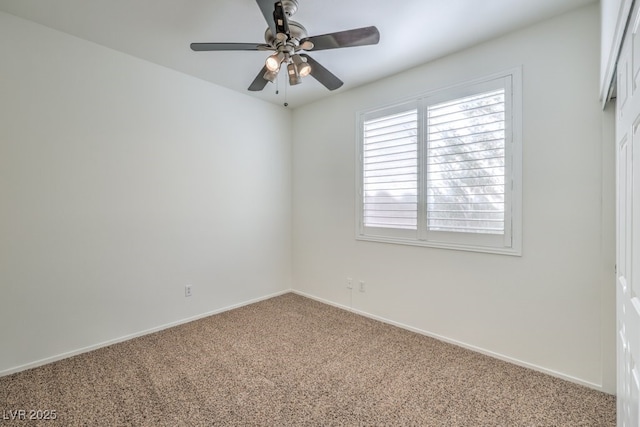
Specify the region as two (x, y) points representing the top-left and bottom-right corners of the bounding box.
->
(264, 21), (308, 46)
(281, 0), (299, 17)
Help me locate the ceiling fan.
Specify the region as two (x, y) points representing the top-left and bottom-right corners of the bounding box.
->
(190, 0), (380, 92)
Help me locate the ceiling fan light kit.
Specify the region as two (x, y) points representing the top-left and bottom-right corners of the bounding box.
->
(265, 52), (285, 71)
(190, 0), (380, 94)
(263, 69), (279, 82)
(287, 62), (301, 85)
(292, 54), (311, 77)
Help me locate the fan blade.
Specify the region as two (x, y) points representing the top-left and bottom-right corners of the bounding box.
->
(248, 65), (270, 91)
(190, 42), (271, 52)
(256, 0), (278, 36)
(302, 26), (380, 51)
(272, 1), (290, 36)
(300, 54), (343, 91)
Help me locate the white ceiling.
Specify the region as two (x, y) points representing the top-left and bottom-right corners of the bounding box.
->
(0, 0), (596, 107)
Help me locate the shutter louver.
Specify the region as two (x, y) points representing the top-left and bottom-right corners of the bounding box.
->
(426, 90), (506, 235)
(363, 109), (418, 230)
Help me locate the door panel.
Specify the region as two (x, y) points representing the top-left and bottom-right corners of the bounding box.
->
(616, 4), (640, 425)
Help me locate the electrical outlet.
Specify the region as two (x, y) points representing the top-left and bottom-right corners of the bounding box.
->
(359, 280), (365, 292)
(185, 284), (192, 297)
(346, 277), (353, 289)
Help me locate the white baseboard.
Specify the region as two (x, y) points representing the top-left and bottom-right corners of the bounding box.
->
(0, 289), (291, 378)
(3, 288), (609, 395)
(291, 289), (608, 394)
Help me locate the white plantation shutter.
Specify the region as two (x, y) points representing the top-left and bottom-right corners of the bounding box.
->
(357, 70), (521, 255)
(362, 107), (418, 230)
(426, 89), (506, 235)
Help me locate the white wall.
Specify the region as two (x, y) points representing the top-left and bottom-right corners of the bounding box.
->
(292, 4), (616, 393)
(0, 11), (292, 375)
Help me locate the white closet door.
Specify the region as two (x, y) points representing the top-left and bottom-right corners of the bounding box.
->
(615, 4), (640, 426)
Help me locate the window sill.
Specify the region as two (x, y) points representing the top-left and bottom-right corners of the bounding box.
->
(356, 233), (522, 256)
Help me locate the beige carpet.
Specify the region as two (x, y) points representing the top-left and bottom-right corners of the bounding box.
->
(0, 293), (615, 426)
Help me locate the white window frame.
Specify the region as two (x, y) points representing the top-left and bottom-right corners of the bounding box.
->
(356, 68), (522, 256)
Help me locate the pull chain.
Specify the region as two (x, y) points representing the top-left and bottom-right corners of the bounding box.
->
(284, 76), (288, 107)
(274, 69), (288, 108)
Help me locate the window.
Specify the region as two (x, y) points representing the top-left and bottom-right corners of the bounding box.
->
(356, 69), (522, 255)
